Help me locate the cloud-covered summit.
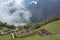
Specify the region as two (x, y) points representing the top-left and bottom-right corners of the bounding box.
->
(30, 1), (37, 5)
(0, 0), (32, 26)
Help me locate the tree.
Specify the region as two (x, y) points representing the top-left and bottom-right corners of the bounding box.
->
(23, 25), (29, 29)
(18, 26), (23, 30)
(6, 25), (16, 29)
(0, 22), (7, 27)
(35, 24), (41, 29)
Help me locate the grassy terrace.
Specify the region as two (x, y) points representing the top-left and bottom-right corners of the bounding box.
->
(15, 35), (60, 40)
(0, 35), (12, 40)
(0, 34), (60, 40)
(15, 34), (40, 40)
(43, 20), (60, 34)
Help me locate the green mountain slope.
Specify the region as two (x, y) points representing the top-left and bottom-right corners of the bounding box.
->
(16, 34), (60, 40)
(43, 20), (60, 34)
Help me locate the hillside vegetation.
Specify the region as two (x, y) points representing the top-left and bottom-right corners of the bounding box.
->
(0, 35), (12, 40)
(43, 20), (60, 34)
(16, 35), (60, 40)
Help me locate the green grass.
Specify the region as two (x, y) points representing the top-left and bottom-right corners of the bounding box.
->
(37, 35), (60, 40)
(15, 34), (60, 40)
(0, 34), (60, 40)
(43, 20), (60, 34)
(0, 35), (13, 40)
(15, 34), (40, 40)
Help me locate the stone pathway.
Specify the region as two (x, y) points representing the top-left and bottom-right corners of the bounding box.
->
(0, 28), (55, 38)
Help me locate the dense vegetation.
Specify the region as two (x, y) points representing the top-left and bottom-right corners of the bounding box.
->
(0, 22), (16, 29)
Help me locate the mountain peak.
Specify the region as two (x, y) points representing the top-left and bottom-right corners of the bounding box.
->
(30, 1), (37, 5)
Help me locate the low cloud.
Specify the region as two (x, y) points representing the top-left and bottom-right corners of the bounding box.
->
(0, 0), (32, 26)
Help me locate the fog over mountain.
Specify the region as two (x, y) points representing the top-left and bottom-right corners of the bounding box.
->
(27, 0), (60, 23)
(0, 0), (32, 26)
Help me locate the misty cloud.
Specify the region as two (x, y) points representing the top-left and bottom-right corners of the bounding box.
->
(0, 0), (32, 26)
